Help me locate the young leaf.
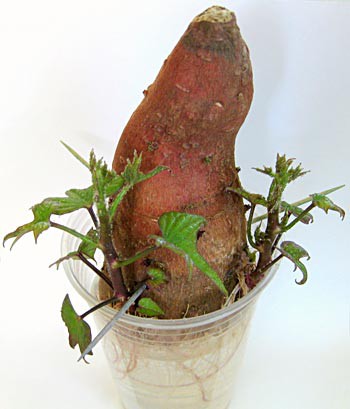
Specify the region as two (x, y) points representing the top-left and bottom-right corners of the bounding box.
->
(49, 252), (80, 269)
(231, 187), (268, 207)
(109, 152), (166, 219)
(3, 202), (53, 248)
(49, 229), (98, 269)
(252, 184), (345, 225)
(61, 294), (93, 362)
(279, 241), (310, 285)
(104, 174), (124, 197)
(137, 298), (165, 317)
(122, 151), (167, 186)
(155, 212), (228, 296)
(146, 267), (167, 285)
(311, 194), (345, 219)
(78, 228), (99, 259)
(281, 201), (314, 224)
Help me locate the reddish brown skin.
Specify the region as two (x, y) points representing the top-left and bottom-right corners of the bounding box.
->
(112, 7), (254, 318)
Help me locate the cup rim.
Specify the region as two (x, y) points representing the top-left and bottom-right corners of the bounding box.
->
(62, 211), (277, 330)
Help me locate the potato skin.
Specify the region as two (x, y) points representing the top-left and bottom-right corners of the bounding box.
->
(112, 6), (253, 318)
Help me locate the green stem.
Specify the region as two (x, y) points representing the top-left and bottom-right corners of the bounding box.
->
(252, 184), (345, 224)
(272, 213), (291, 253)
(283, 203), (315, 231)
(109, 185), (130, 221)
(92, 165), (128, 299)
(50, 222), (103, 250)
(113, 246), (158, 268)
(80, 295), (120, 320)
(247, 204), (259, 250)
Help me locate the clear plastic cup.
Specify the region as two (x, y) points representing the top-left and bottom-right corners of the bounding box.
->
(62, 212), (276, 409)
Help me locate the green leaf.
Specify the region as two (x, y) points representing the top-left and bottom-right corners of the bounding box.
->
(38, 187), (94, 216)
(274, 154), (308, 184)
(279, 241), (310, 285)
(253, 165), (274, 178)
(231, 188), (268, 207)
(3, 202), (52, 248)
(109, 152), (166, 219)
(311, 194), (345, 220)
(61, 294), (93, 362)
(49, 229), (98, 269)
(281, 201), (314, 224)
(78, 228), (98, 259)
(254, 155), (308, 212)
(49, 252), (80, 269)
(146, 267), (167, 285)
(122, 151), (167, 186)
(104, 174), (124, 197)
(3, 185), (99, 249)
(155, 212), (228, 296)
(137, 298), (164, 317)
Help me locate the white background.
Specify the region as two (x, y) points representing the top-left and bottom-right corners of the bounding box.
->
(0, 1), (349, 408)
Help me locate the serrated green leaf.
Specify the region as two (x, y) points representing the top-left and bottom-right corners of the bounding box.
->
(104, 174), (124, 197)
(3, 192), (101, 249)
(137, 298), (164, 317)
(49, 230), (98, 269)
(3, 202), (53, 248)
(156, 212), (228, 296)
(311, 194), (345, 219)
(253, 166), (274, 177)
(261, 155), (309, 211)
(281, 201), (314, 224)
(275, 154), (308, 184)
(61, 294), (93, 362)
(122, 151), (167, 186)
(146, 267), (167, 285)
(279, 241), (310, 285)
(49, 252), (80, 269)
(109, 152), (166, 219)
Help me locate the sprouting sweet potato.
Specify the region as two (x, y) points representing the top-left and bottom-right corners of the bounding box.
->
(112, 6), (254, 318)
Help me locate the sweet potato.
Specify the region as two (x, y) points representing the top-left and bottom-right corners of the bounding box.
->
(112, 6), (253, 318)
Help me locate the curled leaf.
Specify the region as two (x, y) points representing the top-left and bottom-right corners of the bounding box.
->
(49, 252), (80, 269)
(61, 294), (93, 363)
(281, 201), (314, 224)
(311, 193), (345, 220)
(137, 298), (165, 317)
(279, 241), (310, 285)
